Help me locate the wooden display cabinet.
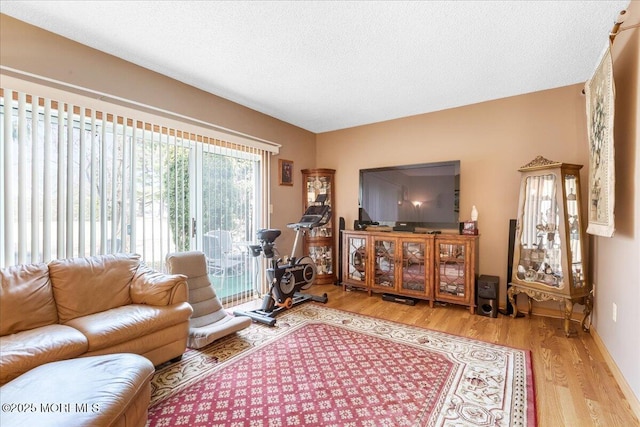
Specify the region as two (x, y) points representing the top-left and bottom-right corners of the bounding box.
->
(507, 156), (591, 336)
(342, 230), (476, 310)
(301, 169), (336, 285)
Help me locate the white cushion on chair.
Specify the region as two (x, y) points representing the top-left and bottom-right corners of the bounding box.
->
(165, 251), (251, 349)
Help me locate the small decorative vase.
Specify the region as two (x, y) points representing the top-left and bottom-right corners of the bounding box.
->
(471, 205), (478, 221)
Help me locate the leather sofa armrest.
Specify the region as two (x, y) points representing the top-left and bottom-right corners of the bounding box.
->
(130, 265), (188, 306)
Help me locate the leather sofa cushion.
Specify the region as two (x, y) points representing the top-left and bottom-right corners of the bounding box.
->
(131, 264), (188, 306)
(0, 263), (58, 336)
(64, 303), (194, 352)
(0, 353), (154, 427)
(49, 253), (140, 323)
(0, 324), (88, 385)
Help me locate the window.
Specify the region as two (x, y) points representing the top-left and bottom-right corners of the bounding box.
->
(1, 86), (272, 306)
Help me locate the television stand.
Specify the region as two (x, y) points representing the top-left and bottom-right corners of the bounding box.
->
(341, 230), (479, 314)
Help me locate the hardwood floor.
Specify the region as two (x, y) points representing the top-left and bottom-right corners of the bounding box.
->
(297, 284), (639, 427)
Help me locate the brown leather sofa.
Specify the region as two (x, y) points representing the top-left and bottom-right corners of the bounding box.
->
(0, 353), (155, 427)
(0, 253), (194, 386)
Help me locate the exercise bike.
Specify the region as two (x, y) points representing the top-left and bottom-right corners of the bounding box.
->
(234, 196), (330, 326)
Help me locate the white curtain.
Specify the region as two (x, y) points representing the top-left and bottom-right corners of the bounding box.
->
(1, 87), (269, 282)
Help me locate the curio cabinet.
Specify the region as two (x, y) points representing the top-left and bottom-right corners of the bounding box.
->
(301, 169), (336, 285)
(508, 156), (592, 336)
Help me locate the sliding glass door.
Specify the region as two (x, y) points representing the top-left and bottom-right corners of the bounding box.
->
(1, 87), (265, 306)
(191, 142), (263, 305)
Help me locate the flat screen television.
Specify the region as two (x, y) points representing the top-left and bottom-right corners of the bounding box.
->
(359, 161), (460, 231)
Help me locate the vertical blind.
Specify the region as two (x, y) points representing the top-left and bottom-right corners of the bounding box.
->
(1, 86), (270, 305)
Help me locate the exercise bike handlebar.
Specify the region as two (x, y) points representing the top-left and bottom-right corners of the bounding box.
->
(287, 203), (331, 258)
(250, 195), (331, 260)
(286, 204), (331, 230)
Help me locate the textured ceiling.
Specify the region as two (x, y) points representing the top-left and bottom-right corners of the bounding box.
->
(1, 1), (630, 133)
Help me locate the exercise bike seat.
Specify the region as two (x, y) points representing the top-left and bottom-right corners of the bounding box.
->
(256, 228), (281, 243)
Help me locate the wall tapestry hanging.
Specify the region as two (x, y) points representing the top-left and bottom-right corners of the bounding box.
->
(585, 45), (615, 237)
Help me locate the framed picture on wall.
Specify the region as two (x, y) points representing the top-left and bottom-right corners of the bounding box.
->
(279, 159), (294, 186)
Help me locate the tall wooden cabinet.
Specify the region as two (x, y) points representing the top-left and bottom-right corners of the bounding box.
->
(342, 230), (478, 313)
(507, 156), (591, 336)
(301, 169), (336, 285)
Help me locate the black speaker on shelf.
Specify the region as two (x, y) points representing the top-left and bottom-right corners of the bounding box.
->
(506, 219), (517, 315)
(338, 217), (345, 286)
(477, 274), (499, 318)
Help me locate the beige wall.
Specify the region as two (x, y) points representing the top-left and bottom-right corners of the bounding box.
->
(317, 84), (589, 303)
(591, 0), (640, 403)
(0, 14), (313, 251)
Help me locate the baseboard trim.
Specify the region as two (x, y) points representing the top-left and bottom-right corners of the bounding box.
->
(590, 326), (640, 420)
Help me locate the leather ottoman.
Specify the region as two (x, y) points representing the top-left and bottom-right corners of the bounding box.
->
(0, 353), (154, 427)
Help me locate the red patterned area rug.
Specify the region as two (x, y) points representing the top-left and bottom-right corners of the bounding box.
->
(148, 305), (536, 426)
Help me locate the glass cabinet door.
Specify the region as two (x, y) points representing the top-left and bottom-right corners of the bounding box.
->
(400, 239), (428, 295)
(344, 234), (367, 284)
(308, 245), (333, 276)
(372, 236), (396, 290)
(515, 173), (564, 289)
(305, 175), (333, 238)
(565, 174), (585, 290)
(436, 241), (466, 298)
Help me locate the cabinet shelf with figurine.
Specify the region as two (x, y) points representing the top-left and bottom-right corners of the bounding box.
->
(301, 169), (336, 285)
(341, 230), (478, 313)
